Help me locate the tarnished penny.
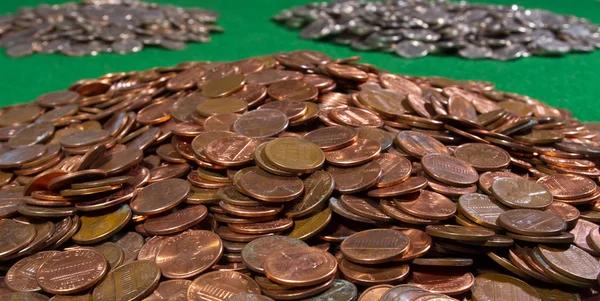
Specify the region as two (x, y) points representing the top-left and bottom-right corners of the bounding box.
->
(458, 193), (508, 230)
(303, 126), (358, 151)
(130, 178), (190, 215)
(0, 144), (47, 168)
(341, 229), (409, 264)
(93, 260), (160, 301)
(357, 89), (406, 117)
(394, 190), (456, 220)
(233, 109), (288, 138)
(36, 249), (107, 295)
(395, 131), (449, 158)
(286, 170), (334, 218)
(72, 204), (131, 245)
(330, 107), (384, 128)
(156, 230), (223, 279)
(288, 207), (332, 240)
(471, 273), (541, 301)
(491, 177), (553, 209)
(241, 236), (308, 274)
(264, 137), (324, 173)
(238, 167), (304, 202)
(421, 153), (479, 186)
(498, 209), (567, 236)
(90, 148), (143, 176)
(263, 246), (337, 287)
(0, 219), (36, 258)
(188, 271), (261, 301)
(478, 171), (521, 194)
(324, 139), (381, 167)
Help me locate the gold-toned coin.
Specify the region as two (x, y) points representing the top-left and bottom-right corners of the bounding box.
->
(72, 204), (132, 245)
(196, 97), (248, 117)
(288, 208), (332, 241)
(471, 273), (541, 301)
(202, 74), (246, 98)
(264, 137), (325, 173)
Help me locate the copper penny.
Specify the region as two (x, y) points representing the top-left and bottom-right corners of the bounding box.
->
(93, 260), (160, 301)
(216, 225), (275, 243)
(0, 219), (36, 258)
(339, 195), (392, 222)
(478, 171), (521, 194)
(341, 229), (409, 264)
(537, 174), (597, 200)
(241, 235), (308, 274)
(358, 285), (393, 301)
(453, 143), (511, 171)
(196, 97), (248, 117)
(5, 251), (60, 292)
(458, 193), (508, 230)
(491, 177), (553, 209)
(373, 153), (411, 187)
(288, 207), (332, 240)
(144, 205), (208, 235)
(545, 202), (580, 227)
(263, 246), (338, 287)
(204, 136), (260, 166)
(259, 101), (307, 121)
(328, 161), (381, 193)
(219, 201), (283, 217)
(471, 273), (541, 301)
(90, 148), (144, 176)
(286, 170), (334, 218)
(137, 236), (173, 262)
(228, 217), (293, 234)
(339, 257), (409, 286)
(395, 131), (449, 158)
(36, 90), (80, 107)
(36, 249), (107, 295)
(72, 204), (131, 245)
(156, 230), (222, 279)
(326, 63), (368, 81)
(498, 209), (567, 236)
(330, 107), (383, 127)
(537, 244), (600, 284)
(47, 169), (107, 191)
(368, 176), (428, 198)
(394, 190), (456, 220)
(264, 137), (324, 173)
(425, 225), (495, 241)
(394, 228), (432, 261)
(303, 126), (358, 151)
(130, 178), (190, 215)
(407, 266), (474, 296)
(188, 271), (261, 301)
(233, 109), (288, 138)
(143, 279), (192, 301)
(230, 84), (268, 107)
(8, 122), (54, 148)
(324, 139), (381, 167)
(238, 167), (304, 202)
(380, 73), (422, 96)
(0, 144), (47, 168)
(268, 80), (318, 102)
(422, 153), (479, 186)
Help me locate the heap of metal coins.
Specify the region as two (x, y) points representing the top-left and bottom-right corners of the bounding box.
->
(273, 0), (600, 60)
(1, 50), (600, 301)
(0, 0), (222, 57)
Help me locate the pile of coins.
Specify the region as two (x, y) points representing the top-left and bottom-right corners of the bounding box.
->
(1, 50), (600, 301)
(273, 0), (600, 60)
(0, 0), (222, 57)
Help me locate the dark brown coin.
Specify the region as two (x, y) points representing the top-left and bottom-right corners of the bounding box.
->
(238, 167), (304, 202)
(241, 235), (308, 274)
(36, 91), (80, 107)
(144, 205), (208, 235)
(0, 219), (36, 258)
(188, 271), (260, 301)
(491, 177), (553, 209)
(394, 190), (456, 220)
(421, 153), (479, 186)
(130, 178), (190, 215)
(36, 249), (107, 294)
(0, 144), (47, 168)
(537, 244), (600, 284)
(156, 230), (223, 279)
(303, 126), (358, 151)
(499, 209), (567, 236)
(395, 131), (449, 158)
(263, 246), (338, 287)
(341, 229), (409, 264)
(324, 139), (381, 167)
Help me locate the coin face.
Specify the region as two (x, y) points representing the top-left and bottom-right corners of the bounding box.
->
(303, 126), (358, 151)
(471, 273), (541, 301)
(241, 236), (308, 274)
(453, 143), (511, 171)
(421, 153), (479, 186)
(499, 209), (567, 236)
(328, 161), (381, 194)
(458, 193), (508, 230)
(156, 230), (222, 279)
(93, 260), (160, 301)
(537, 245), (600, 283)
(491, 177), (553, 209)
(233, 109), (288, 138)
(37, 249), (108, 294)
(6, 251), (60, 292)
(204, 136), (260, 166)
(537, 174), (598, 200)
(395, 131), (449, 158)
(339, 195), (392, 222)
(143, 280), (192, 301)
(263, 246), (338, 287)
(264, 138), (325, 173)
(144, 205), (208, 235)
(407, 266), (474, 296)
(394, 190), (456, 220)
(341, 229), (409, 264)
(72, 204), (132, 245)
(130, 178), (190, 215)
(0, 219), (36, 258)
(324, 139), (381, 167)
(188, 271), (260, 301)
(238, 167), (304, 202)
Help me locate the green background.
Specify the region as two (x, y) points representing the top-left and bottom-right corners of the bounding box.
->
(1, 0), (599, 121)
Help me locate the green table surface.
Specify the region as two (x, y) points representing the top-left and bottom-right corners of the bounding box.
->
(1, 0), (599, 121)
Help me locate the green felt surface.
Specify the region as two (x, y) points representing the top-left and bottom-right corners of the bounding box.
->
(0, 0), (599, 121)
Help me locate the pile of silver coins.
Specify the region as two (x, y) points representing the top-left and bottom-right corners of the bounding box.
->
(0, 0), (222, 57)
(273, 0), (600, 60)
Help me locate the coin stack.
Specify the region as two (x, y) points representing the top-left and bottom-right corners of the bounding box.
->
(0, 50), (599, 301)
(273, 0), (600, 60)
(0, 0), (222, 57)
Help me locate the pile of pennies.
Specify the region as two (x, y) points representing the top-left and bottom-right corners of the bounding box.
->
(0, 0), (222, 57)
(0, 50), (600, 301)
(273, 0), (600, 60)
